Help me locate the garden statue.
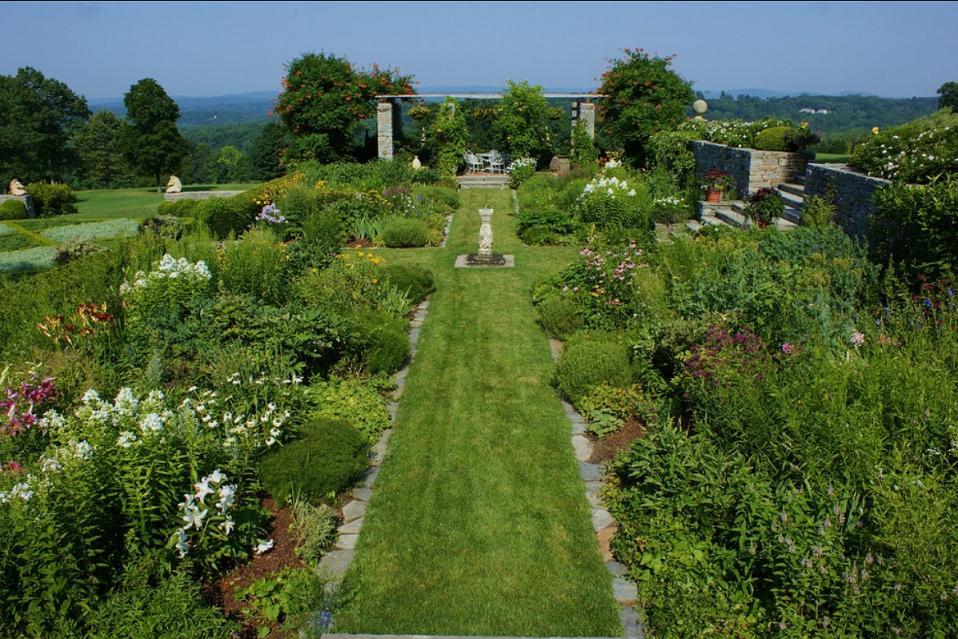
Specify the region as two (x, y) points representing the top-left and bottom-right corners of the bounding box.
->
(411, 156), (422, 170)
(478, 208), (493, 259)
(693, 99), (708, 121)
(165, 175), (183, 193)
(8, 179), (26, 196)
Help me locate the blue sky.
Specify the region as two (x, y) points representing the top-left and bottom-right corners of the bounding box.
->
(1, 1), (956, 99)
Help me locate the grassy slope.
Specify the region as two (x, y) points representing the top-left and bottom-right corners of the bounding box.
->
(335, 190), (621, 636)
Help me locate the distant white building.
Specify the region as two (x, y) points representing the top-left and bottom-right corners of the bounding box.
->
(799, 108), (830, 114)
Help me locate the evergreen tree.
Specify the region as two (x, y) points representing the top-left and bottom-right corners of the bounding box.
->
(71, 110), (132, 188)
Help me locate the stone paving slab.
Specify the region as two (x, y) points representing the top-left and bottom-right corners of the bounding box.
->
(453, 254), (515, 268)
(318, 549), (355, 577)
(343, 500), (367, 523)
(339, 517), (365, 535)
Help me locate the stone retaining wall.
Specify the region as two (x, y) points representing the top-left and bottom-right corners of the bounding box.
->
(692, 141), (810, 197)
(803, 163), (891, 238)
(163, 190), (243, 202)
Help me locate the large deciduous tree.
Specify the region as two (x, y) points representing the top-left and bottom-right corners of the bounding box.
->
(71, 110), (132, 188)
(275, 52), (414, 162)
(249, 120), (286, 180)
(0, 67), (89, 184)
(597, 48), (694, 165)
(938, 82), (958, 111)
(122, 78), (189, 190)
(493, 80), (559, 159)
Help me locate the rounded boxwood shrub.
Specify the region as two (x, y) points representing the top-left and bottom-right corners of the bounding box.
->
(259, 418), (370, 505)
(349, 311), (409, 374)
(753, 126), (790, 152)
(381, 217), (429, 248)
(554, 333), (632, 404)
(0, 199), (27, 220)
(157, 198), (200, 218)
(381, 264), (434, 303)
(538, 295), (585, 339)
(194, 193), (255, 239)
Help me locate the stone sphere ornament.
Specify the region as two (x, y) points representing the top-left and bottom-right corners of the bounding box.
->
(693, 99), (709, 115)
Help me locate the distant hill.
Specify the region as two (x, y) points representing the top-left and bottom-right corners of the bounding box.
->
(696, 93), (938, 132)
(89, 91), (276, 126)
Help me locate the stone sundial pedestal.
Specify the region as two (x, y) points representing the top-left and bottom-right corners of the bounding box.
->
(455, 207), (515, 268)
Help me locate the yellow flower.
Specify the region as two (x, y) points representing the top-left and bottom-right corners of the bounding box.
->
(872, 127), (880, 135)
(371, 278), (379, 284)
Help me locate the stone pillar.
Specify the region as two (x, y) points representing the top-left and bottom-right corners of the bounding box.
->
(377, 101), (394, 159)
(579, 102), (596, 139)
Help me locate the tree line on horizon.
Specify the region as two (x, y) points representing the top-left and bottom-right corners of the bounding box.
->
(2, 58), (956, 191)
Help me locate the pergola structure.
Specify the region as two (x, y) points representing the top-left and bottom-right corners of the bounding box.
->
(374, 93), (606, 159)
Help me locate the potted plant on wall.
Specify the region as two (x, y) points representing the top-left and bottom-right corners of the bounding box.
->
(702, 168), (734, 203)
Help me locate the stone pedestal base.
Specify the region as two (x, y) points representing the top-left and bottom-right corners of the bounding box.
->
(454, 254), (514, 268)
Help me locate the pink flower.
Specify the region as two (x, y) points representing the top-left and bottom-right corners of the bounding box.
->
(850, 331), (865, 347)
(781, 343), (794, 355)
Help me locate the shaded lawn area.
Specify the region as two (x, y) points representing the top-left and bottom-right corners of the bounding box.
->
(334, 190), (621, 636)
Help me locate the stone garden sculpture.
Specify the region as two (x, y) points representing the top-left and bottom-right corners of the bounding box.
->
(8, 179), (26, 196)
(165, 175), (183, 193)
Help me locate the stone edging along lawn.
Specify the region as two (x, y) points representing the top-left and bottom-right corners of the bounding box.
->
(318, 298), (431, 577)
(321, 189), (626, 637)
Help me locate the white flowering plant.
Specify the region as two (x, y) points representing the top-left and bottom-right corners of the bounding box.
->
(850, 110), (958, 183)
(576, 172), (650, 231)
(121, 254), (214, 355)
(507, 157), (537, 188)
(0, 385), (272, 616)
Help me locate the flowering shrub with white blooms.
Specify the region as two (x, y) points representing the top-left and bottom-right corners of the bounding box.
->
(508, 157), (537, 188)
(850, 111), (958, 183)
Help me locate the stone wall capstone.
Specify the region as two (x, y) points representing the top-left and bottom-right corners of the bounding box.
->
(803, 163), (891, 238)
(692, 141), (810, 197)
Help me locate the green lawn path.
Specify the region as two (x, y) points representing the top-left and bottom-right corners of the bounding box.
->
(335, 189), (622, 636)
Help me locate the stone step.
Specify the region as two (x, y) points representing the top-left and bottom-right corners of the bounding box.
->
(716, 207), (748, 228)
(685, 219), (702, 234)
(790, 173), (806, 185)
(781, 205), (802, 225)
(777, 182), (805, 197)
(699, 213), (730, 228)
(776, 190), (805, 209)
(774, 217), (799, 231)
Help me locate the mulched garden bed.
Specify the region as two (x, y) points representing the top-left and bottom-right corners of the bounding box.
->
(589, 418), (646, 464)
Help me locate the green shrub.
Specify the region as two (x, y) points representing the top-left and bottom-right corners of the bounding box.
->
(85, 564), (237, 639)
(801, 194), (835, 228)
(871, 175), (958, 281)
(194, 193), (255, 239)
(0, 199), (27, 220)
(54, 240), (101, 265)
(381, 217), (429, 248)
(307, 376), (391, 441)
(411, 184), (459, 210)
(752, 125), (790, 151)
(258, 418), (370, 505)
(579, 383), (660, 436)
(743, 188), (784, 226)
(554, 333), (632, 404)
(537, 295), (585, 339)
(139, 214), (185, 240)
(347, 312), (410, 374)
(218, 227), (288, 305)
(381, 264), (434, 303)
(25, 182), (77, 217)
(156, 198), (199, 218)
(647, 129), (699, 186)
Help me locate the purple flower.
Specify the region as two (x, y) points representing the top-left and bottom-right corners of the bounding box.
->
(781, 342), (794, 355)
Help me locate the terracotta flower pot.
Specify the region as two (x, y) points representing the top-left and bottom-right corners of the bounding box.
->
(706, 188), (721, 203)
